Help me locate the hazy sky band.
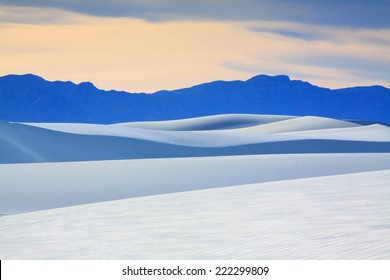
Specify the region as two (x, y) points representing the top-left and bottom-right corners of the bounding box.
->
(0, 1), (389, 92)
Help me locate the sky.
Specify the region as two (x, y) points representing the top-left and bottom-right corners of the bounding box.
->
(0, 0), (389, 92)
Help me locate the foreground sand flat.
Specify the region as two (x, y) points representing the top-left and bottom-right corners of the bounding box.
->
(1, 170), (389, 259)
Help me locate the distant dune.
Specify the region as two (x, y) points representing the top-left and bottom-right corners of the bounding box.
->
(1, 115), (389, 164)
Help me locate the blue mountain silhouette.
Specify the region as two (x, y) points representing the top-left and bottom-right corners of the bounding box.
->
(0, 74), (389, 123)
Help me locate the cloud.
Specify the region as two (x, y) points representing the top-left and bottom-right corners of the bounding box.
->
(246, 20), (390, 44)
(0, 5), (80, 25)
(1, 0), (389, 28)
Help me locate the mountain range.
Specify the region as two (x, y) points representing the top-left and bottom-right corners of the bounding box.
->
(0, 74), (389, 124)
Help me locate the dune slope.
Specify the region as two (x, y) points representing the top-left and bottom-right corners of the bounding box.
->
(1, 153), (390, 214)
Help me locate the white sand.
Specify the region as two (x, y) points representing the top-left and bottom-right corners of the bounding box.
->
(1, 114), (389, 260)
(1, 170), (389, 259)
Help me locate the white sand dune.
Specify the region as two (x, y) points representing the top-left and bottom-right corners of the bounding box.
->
(1, 114), (389, 163)
(23, 115), (364, 136)
(1, 153), (390, 214)
(116, 114), (295, 131)
(222, 115), (361, 133)
(1, 169), (389, 260)
(280, 124), (390, 142)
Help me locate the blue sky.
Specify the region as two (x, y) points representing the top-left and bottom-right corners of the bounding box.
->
(0, 0), (389, 91)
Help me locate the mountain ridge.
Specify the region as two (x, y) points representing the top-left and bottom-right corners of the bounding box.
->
(0, 73), (389, 124)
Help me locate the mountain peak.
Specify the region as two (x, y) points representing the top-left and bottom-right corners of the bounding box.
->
(78, 81), (96, 89)
(1, 73), (45, 83)
(246, 74), (291, 84)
